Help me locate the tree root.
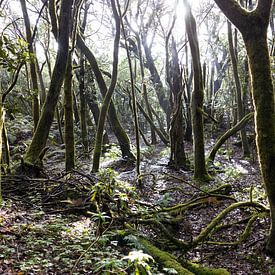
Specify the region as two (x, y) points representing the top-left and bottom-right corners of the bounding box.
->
(192, 201), (269, 247)
(137, 201), (269, 252)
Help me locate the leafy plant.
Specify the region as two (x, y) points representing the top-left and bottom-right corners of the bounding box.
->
(123, 250), (154, 275)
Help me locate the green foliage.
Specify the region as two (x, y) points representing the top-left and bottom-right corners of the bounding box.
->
(123, 250), (154, 275)
(0, 36), (33, 72)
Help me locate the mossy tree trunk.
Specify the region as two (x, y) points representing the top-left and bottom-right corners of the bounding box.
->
(227, 21), (250, 157)
(24, 0), (73, 165)
(64, 54), (75, 171)
(214, 0), (275, 256)
(136, 36), (157, 145)
(91, 0), (121, 172)
(78, 2), (89, 152)
(0, 107), (4, 203)
(183, 0), (210, 181)
(20, 0), (40, 130)
(167, 37), (187, 168)
(141, 35), (171, 129)
(76, 35), (134, 161)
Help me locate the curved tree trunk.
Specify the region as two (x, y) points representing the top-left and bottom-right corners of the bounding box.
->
(214, 0), (275, 256)
(208, 112), (253, 162)
(91, 0), (121, 172)
(76, 34), (134, 161)
(24, 0), (73, 165)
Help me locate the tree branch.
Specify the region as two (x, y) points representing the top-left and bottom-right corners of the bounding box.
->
(213, 0), (249, 31)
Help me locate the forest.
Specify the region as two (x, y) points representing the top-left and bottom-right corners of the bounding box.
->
(0, 0), (274, 273)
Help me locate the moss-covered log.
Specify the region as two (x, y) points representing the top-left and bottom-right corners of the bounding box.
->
(139, 238), (229, 275)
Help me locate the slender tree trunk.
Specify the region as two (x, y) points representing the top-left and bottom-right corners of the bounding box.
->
(76, 35), (134, 160)
(136, 36), (157, 144)
(227, 21), (250, 157)
(141, 35), (171, 128)
(24, 0), (73, 165)
(0, 107), (4, 203)
(119, 4), (141, 184)
(92, 0), (121, 172)
(183, 0), (210, 181)
(79, 54), (89, 151)
(20, 0), (40, 130)
(64, 54), (75, 171)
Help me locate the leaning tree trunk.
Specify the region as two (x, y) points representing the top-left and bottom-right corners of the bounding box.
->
(214, 0), (275, 256)
(183, 0), (210, 181)
(92, 0), (121, 172)
(76, 35), (134, 160)
(24, 0), (73, 165)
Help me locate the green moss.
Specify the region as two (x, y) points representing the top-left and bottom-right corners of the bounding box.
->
(183, 262), (229, 275)
(139, 238), (229, 275)
(139, 238), (194, 275)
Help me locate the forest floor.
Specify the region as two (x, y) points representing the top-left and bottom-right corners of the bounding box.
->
(0, 117), (275, 274)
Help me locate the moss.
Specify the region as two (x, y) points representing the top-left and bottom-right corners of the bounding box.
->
(139, 238), (229, 275)
(183, 262), (229, 275)
(139, 238), (194, 275)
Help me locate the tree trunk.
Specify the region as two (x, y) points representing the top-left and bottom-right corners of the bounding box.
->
(167, 38), (187, 168)
(208, 112), (253, 162)
(0, 107), (4, 203)
(183, 0), (210, 181)
(76, 35), (134, 160)
(214, 0), (275, 256)
(64, 54), (75, 171)
(24, 0), (73, 165)
(227, 21), (250, 157)
(92, 0), (121, 172)
(20, 0), (40, 130)
(142, 35), (171, 128)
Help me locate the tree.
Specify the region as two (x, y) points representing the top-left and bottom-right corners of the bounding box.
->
(91, 0), (121, 172)
(227, 21), (250, 157)
(20, 0), (40, 130)
(183, 0), (210, 181)
(213, 0), (275, 256)
(24, 0), (73, 165)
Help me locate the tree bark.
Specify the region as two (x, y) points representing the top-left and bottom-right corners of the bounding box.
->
(92, 0), (121, 172)
(208, 112), (253, 162)
(76, 34), (134, 160)
(227, 21), (250, 157)
(20, 0), (40, 130)
(183, 0), (210, 181)
(64, 54), (75, 171)
(214, 0), (275, 256)
(24, 0), (73, 165)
